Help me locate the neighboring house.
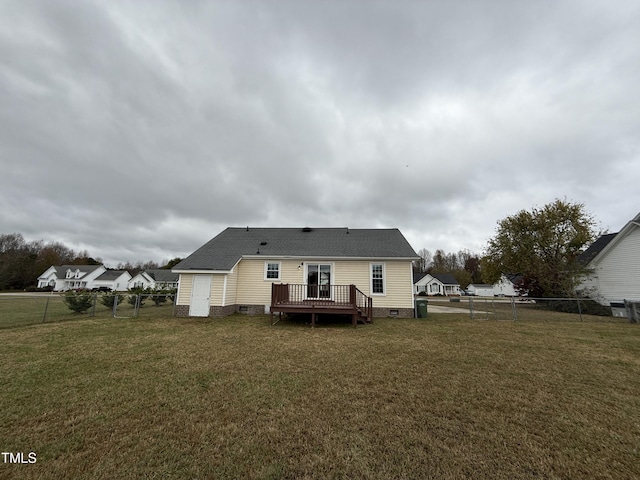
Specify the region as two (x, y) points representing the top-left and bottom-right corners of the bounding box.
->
(413, 272), (428, 294)
(492, 274), (525, 296)
(37, 265), (107, 291)
(414, 273), (461, 296)
(172, 227), (419, 318)
(577, 212), (640, 306)
(467, 284), (494, 296)
(92, 270), (132, 292)
(129, 269), (179, 290)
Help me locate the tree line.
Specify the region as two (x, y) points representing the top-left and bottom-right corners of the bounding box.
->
(415, 199), (599, 298)
(414, 248), (483, 289)
(0, 233), (180, 291)
(4, 199), (597, 299)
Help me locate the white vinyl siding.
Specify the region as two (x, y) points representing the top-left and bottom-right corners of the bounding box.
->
(588, 227), (640, 304)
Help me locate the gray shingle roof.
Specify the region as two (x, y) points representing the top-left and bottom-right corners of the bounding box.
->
(95, 270), (128, 281)
(145, 269), (179, 282)
(578, 232), (617, 265)
(53, 265), (103, 276)
(174, 227), (419, 271)
(413, 272), (428, 283)
(431, 273), (459, 285)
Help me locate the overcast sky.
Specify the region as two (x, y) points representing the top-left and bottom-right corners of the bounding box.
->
(2, 0), (639, 266)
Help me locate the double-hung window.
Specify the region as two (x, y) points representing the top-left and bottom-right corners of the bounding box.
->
(371, 263), (385, 295)
(265, 262), (281, 281)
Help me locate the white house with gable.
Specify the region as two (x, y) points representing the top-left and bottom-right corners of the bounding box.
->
(578, 212), (640, 306)
(37, 265), (107, 291)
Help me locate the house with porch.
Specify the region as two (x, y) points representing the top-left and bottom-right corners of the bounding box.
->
(37, 265), (107, 291)
(414, 273), (461, 296)
(172, 227), (419, 322)
(37, 265), (132, 291)
(129, 269), (179, 290)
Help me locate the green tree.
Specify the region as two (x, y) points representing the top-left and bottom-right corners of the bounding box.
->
(481, 200), (597, 298)
(63, 291), (94, 314)
(161, 257), (183, 269)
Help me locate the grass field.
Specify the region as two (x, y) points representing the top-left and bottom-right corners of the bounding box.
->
(1, 313), (639, 479)
(0, 293), (175, 329)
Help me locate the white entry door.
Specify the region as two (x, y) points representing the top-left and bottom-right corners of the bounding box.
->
(190, 275), (212, 316)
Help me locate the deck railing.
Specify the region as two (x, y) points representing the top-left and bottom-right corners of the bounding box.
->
(271, 283), (373, 320)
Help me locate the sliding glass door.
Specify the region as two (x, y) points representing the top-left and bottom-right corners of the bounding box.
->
(306, 264), (331, 299)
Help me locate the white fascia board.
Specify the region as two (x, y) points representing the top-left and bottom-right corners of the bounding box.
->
(38, 266), (57, 279)
(172, 269), (232, 274)
(591, 215), (640, 265)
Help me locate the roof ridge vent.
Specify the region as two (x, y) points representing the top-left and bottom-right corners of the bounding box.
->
(302, 227), (312, 232)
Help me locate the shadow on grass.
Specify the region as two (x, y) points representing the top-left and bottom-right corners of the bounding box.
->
(273, 312), (364, 328)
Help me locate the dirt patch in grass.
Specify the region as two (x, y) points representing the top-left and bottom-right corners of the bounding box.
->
(1, 315), (639, 479)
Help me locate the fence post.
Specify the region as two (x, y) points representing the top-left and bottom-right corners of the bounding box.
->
(91, 294), (97, 317)
(577, 298), (583, 322)
(469, 298), (475, 319)
(625, 300), (639, 323)
(112, 294), (119, 317)
(511, 297), (518, 322)
(42, 297), (50, 323)
(134, 294), (141, 317)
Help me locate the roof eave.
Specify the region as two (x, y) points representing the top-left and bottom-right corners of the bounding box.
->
(241, 255), (420, 261)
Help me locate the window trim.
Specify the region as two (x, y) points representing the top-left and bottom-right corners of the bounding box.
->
(264, 261), (281, 281)
(370, 262), (386, 296)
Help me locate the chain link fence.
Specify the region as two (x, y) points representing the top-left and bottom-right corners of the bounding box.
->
(0, 292), (177, 329)
(3, 292), (635, 329)
(456, 296), (626, 322)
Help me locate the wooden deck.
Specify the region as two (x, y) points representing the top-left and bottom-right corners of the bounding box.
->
(270, 284), (373, 327)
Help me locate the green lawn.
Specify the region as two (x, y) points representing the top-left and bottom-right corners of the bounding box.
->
(1, 314), (639, 479)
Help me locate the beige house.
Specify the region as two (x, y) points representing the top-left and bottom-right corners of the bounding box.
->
(173, 227), (419, 319)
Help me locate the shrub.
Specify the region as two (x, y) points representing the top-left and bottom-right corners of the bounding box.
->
(63, 291), (94, 314)
(149, 289), (168, 306)
(100, 292), (125, 309)
(127, 287), (147, 307)
(536, 299), (612, 317)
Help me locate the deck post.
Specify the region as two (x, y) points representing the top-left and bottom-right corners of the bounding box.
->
(349, 284), (356, 307)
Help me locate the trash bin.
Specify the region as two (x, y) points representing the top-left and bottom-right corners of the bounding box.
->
(416, 299), (428, 318)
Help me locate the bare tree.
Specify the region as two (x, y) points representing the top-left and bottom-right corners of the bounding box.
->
(415, 248), (432, 272)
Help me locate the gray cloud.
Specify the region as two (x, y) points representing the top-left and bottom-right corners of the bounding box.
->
(1, 0), (639, 265)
